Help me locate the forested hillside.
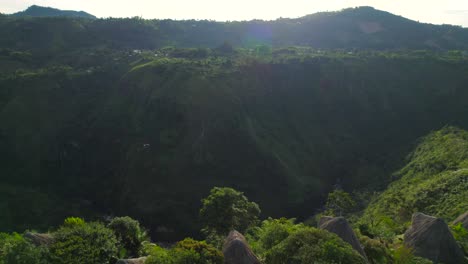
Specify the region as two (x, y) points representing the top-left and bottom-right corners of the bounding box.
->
(1, 4), (468, 263)
(11, 5), (96, 19)
(1, 46), (467, 239)
(361, 127), (468, 237)
(2, 6), (468, 51)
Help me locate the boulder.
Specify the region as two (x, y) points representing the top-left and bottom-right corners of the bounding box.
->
(453, 211), (468, 230)
(24, 232), (54, 246)
(223, 230), (261, 264)
(404, 213), (465, 264)
(115, 257), (147, 264)
(318, 216), (368, 261)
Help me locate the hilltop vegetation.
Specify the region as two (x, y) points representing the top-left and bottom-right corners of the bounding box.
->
(11, 5), (96, 19)
(2, 6), (468, 52)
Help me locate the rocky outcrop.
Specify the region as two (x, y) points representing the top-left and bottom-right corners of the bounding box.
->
(115, 257), (147, 264)
(223, 231), (261, 264)
(453, 211), (468, 230)
(318, 216), (368, 260)
(24, 232), (54, 246)
(404, 213), (465, 264)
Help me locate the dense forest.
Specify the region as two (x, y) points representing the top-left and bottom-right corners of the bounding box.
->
(0, 5), (467, 264)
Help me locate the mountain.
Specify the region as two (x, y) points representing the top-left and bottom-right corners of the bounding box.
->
(11, 5), (96, 19)
(0, 6), (467, 51)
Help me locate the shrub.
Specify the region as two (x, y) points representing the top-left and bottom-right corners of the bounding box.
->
(246, 218), (305, 255)
(265, 227), (367, 264)
(63, 217), (85, 228)
(325, 189), (357, 216)
(450, 223), (468, 255)
(174, 238), (223, 264)
(392, 245), (432, 264)
(200, 187), (260, 236)
(0, 232), (48, 264)
(108, 216), (147, 258)
(49, 222), (118, 264)
(145, 239), (223, 264)
(144, 243), (173, 264)
(359, 235), (392, 264)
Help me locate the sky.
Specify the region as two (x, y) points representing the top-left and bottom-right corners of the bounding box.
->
(1, 0), (468, 27)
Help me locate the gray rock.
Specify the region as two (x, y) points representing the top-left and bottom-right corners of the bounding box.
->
(115, 256), (147, 264)
(318, 216), (368, 261)
(223, 230), (260, 264)
(404, 213), (465, 264)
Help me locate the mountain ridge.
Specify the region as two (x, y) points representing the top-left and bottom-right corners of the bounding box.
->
(11, 5), (96, 19)
(1, 6), (467, 51)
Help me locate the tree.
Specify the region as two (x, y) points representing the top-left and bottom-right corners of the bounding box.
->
(325, 189), (356, 216)
(108, 216), (147, 258)
(49, 221), (118, 264)
(200, 187), (260, 236)
(0, 233), (48, 264)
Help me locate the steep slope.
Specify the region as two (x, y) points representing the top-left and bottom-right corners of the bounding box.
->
(1, 7), (468, 51)
(361, 127), (468, 234)
(11, 5), (96, 19)
(1, 49), (468, 239)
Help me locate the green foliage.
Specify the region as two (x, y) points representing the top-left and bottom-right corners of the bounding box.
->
(145, 239), (223, 264)
(48, 222), (118, 264)
(108, 216), (147, 258)
(1, 42), (468, 239)
(357, 216), (402, 240)
(264, 227), (367, 264)
(362, 127), (468, 235)
(200, 187), (260, 236)
(391, 246), (432, 264)
(359, 235), (392, 264)
(144, 243), (173, 264)
(63, 217), (85, 227)
(0, 233), (48, 264)
(173, 238), (223, 264)
(246, 218), (305, 255)
(450, 223), (468, 254)
(450, 222), (468, 241)
(325, 189), (357, 216)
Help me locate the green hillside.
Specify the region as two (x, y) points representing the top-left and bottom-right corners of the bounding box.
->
(361, 127), (468, 236)
(1, 47), (468, 239)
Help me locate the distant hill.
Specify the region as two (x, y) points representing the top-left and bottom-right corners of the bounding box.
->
(11, 5), (96, 19)
(0, 6), (467, 51)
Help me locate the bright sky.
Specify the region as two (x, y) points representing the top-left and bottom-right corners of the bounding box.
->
(2, 0), (468, 27)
